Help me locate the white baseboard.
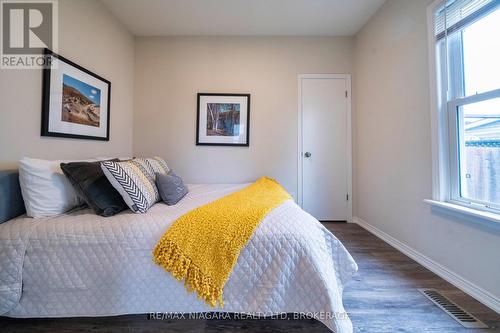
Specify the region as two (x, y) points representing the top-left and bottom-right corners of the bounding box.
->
(353, 216), (500, 314)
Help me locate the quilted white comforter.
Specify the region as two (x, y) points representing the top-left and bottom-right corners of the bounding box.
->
(0, 184), (357, 332)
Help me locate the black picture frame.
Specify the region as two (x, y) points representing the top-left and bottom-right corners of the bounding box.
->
(41, 48), (111, 141)
(196, 93), (250, 146)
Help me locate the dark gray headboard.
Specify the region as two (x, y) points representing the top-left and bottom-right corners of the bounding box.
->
(0, 170), (26, 223)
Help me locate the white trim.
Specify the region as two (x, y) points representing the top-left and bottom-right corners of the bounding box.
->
(448, 88), (500, 212)
(297, 74), (348, 79)
(297, 74), (352, 222)
(428, 0), (449, 202)
(353, 216), (500, 314)
(346, 76), (353, 223)
(451, 88), (500, 106)
(424, 199), (500, 225)
(427, 0), (500, 213)
(297, 76), (303, 206)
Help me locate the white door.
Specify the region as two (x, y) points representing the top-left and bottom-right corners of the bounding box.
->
(299, 75), (351, 221)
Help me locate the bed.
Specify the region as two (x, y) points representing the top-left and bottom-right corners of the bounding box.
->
(0, 172), (358, 333)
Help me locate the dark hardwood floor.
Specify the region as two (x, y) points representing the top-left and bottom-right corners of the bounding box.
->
(330, 223), (500, 333)
(1, 223), (499, 333)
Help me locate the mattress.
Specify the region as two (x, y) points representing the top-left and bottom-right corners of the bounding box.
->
(0, 183), (358, 333)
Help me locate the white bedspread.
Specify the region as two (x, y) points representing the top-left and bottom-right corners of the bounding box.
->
(0, 184), (357, 332)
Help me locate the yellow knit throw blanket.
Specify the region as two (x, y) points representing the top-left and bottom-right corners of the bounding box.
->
(153, 177), (291, 308)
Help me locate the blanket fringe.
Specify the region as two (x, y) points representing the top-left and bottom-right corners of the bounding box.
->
(153, 238), (224, 308)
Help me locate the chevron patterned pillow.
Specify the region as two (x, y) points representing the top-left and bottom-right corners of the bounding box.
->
(101, 157), (169, 213)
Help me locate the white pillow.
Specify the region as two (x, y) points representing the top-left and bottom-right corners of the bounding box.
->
(18, 157), (94, 218)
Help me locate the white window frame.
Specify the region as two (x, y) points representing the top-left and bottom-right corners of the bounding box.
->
(426, 0), (500, 221)
(448, 90), (500, 212)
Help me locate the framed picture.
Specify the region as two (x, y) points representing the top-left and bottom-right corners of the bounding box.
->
(196, 93), (250, 146)
(41, 49), (111, 141)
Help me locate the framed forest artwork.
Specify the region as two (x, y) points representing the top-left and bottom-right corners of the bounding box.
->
(196, 93), (250, 146)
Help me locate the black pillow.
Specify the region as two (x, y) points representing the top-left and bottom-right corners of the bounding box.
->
(60, 160), (127, 217)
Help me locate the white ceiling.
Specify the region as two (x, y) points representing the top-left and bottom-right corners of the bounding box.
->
(102, 0), (386, 37)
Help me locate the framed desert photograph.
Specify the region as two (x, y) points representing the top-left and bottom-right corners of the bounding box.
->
(42, 49), (111, 141)
(196, 93), (250, 146)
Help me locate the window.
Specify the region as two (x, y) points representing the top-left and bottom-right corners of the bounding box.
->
(431, 0), (500, 213)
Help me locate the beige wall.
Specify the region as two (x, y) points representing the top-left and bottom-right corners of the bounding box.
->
(133, 36), (353, 194)
(0, 0), (134, 168)
(3, 0), (497, 312)
(354, 0), (500, 307)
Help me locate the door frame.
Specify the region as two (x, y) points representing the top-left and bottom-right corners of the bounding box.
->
(297, 74), (352, 222)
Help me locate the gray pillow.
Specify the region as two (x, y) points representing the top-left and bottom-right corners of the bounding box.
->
(156, 171), (188, 205)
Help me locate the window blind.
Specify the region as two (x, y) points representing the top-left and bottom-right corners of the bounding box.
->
(434, 0), (499, 40)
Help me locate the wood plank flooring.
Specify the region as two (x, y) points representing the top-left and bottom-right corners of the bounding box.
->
(1, 223), (499, 332)
(329, 223), (500, 333)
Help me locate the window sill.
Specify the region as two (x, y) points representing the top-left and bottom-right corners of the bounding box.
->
(424, 199), (500, 225)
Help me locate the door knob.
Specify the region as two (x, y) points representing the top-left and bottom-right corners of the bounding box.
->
(304, 152), (312, 158)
